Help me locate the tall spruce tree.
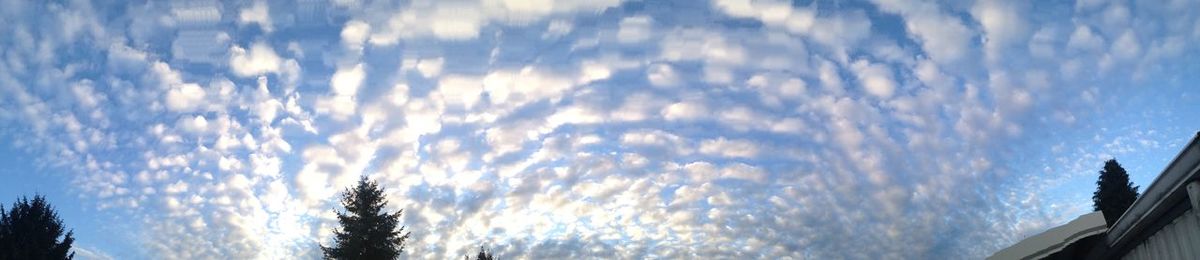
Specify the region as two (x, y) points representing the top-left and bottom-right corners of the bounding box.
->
(1092, 159), (1140, 227)
(321, 177), (411, 260)
(466, 246), (495, 260)
(0, 195), (75, 260)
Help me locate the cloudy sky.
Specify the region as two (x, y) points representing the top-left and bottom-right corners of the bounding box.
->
(1, 0), (1200, 259)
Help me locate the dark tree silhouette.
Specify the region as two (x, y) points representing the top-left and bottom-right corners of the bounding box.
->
(466, 246), (495, 260)
(0, 195), (75, 260)
(1092, 159), (1140, 227)
(321, 176), (411, 260)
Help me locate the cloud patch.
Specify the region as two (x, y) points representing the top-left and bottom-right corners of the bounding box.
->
(229, 42), (283, 77)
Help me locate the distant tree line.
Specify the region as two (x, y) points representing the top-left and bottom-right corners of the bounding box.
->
(0, 177), (493, 260)
(1, 156), (1140, 260)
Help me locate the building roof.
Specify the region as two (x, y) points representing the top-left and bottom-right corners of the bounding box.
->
(991, 132), (1200, 260)
(988, 212), (1107, 260)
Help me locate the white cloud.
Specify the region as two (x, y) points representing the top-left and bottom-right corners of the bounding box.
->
(698, 137), (760, 158)
(172, 29), (232, 65)
(660, 29), (747, 66)
(1101, 4), (1131, 31)
(483, 121), (536, 160)
(316, 63), (363, 120)
(769, 118), (806, 134)
(106, 43), (149, 73)
(972, 0), (1028, 58)
(851, 60), (897, 99)
(617, 16), (652, 43)
(716, 106), (775, 132)
(386, 83), (411, 106)
(872, 0), (973, 64)
(71, 80), (103, 108)
(417, 57), (445, 78)
(703, 65), (734, 84)
(747, 73), (807, 106)
(372, 0), (619, 41)
(1067, 25), (1105, 53)
(331, 64), (365, 96)
(1028, 26), (1059, 59)
(294, 145), (341, 206)
(368, 0), (624, 43)
(578, 61), (613, 83)
(646, 63), (681, 87)
(229, 42), (283, 77)
(545, 105), (604, 129)
(237, 1), (272, 32)
(252, 77), (282, 123)
(428, 7), (486, 40)
(539, 20), (573, 40)
(176, 115), (210, 134)
(165, 83), (207, 112)
(662, 100), (709, 121)
(315, 95), (358, 120)
(621, 129), (692, 156)
(341, 20), (371, 50)
(164, 180), (189, 194)
(807, 11), (873, 53)
(439, 75), (485, 109)
(482, 68), (574, 112)
(611, 92), (667, 122)
(784, 7), (816, 34)
(1112, 29), (1141, 60)
(711, 0), (795, 27)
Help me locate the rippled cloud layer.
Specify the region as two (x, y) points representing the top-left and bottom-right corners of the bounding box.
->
(2, 0), (1200, 259)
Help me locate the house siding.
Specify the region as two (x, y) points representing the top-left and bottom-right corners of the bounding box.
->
(1122, 208), (1200, 260)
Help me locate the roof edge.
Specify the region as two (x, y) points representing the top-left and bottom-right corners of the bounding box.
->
(1104, 131), (1200, 250)
(988, 212), (1107, 260)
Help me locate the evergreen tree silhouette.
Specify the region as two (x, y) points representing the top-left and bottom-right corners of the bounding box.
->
(321, 177), (411, 260)
(0, 195), (75, 260)
(1093, 159), (1140, 227)
(467, 246), (495, 260)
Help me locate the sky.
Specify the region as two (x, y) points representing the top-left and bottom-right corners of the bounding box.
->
(1, 0), (1200, 259)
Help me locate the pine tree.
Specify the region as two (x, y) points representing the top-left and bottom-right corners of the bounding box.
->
(466, 246), (495, 260)
(321, 177), (411, 260)
(0, 195), (75, 260)
(1092, 159), (1140, 227)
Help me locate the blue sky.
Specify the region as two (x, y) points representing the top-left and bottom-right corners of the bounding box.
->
(1, 0), (1200, 259)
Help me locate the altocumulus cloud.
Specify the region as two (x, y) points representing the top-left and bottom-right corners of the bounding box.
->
(2, 0), (1200, 259)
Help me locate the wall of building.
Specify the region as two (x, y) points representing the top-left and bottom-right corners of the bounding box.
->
(1122, 208), (1200, 260)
